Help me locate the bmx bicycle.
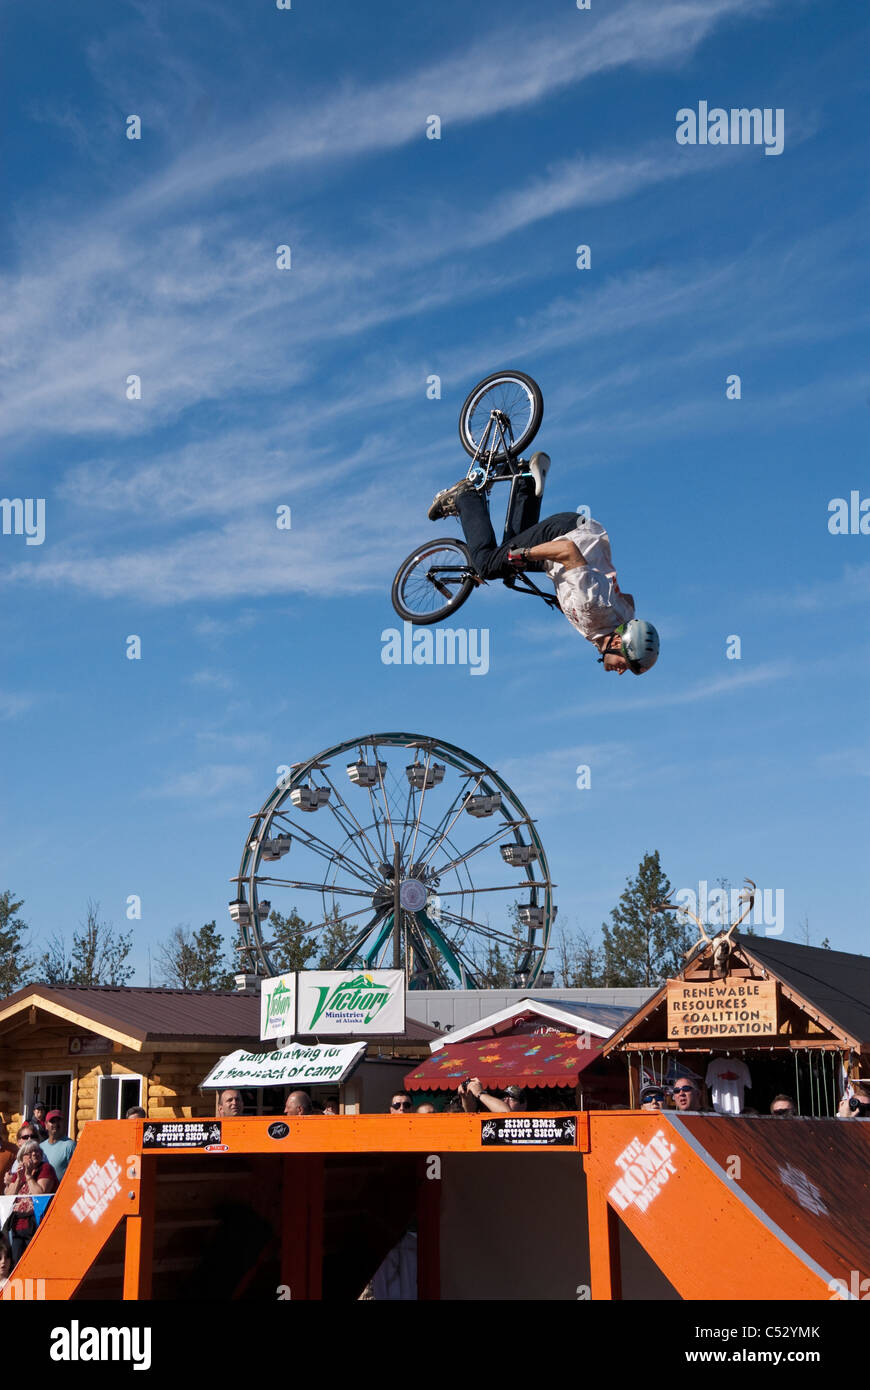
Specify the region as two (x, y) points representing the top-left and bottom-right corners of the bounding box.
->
(391, 370), (561, 626)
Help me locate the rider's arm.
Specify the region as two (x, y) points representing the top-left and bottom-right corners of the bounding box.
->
(525, 537), (585, 569)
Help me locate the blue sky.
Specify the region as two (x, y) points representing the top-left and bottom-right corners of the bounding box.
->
(1, 0), (868, 981)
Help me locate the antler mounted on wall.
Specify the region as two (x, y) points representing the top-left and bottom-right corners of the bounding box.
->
(656, 878), (756, 975)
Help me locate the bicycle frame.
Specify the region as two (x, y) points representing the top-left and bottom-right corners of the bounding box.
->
(455, 457), (562, 611)
(466, 410), (526, 488)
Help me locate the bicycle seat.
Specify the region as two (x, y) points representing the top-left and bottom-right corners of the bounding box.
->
(528, 451), (550, 497)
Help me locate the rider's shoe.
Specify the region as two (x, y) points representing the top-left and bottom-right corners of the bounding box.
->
(528, 451), (551, 498)
(428, 478), (474, 521)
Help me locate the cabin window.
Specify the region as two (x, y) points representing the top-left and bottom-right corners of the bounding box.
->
(97, 1074), (143, 1119)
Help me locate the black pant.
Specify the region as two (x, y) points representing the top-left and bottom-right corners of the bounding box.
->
(455, 479), (578, 580)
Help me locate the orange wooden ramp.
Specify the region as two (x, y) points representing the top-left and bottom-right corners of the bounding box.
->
(5, 1111), (869, 1300)
(1, 1120), (141, 1301)
(583, 1111), (870, 1300)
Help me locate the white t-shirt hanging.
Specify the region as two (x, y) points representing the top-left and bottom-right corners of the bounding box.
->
(705, 1057), (752, 1115)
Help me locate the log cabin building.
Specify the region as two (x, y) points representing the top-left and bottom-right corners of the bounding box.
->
(600, 934), (870, 1114)
(0, 984), (438, 1138)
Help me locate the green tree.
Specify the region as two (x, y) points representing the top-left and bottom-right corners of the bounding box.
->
(0, 890), (34, 995)
(316, 907), (361, 969)
(263, 907), (319, 972)
(156, 921), (234, 989)
(601, 851), (688, 986)
(473, 940), (516, 988)
(191, 921), (234, 988)
(37, 900), (134, 986)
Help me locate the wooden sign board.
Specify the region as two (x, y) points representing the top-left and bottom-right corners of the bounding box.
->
(667, 978), (778, 1039)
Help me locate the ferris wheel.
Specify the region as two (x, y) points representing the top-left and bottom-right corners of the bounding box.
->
(229, 732), (557, 989)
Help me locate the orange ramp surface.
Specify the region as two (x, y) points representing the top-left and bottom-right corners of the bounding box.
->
(583, 1111), (870, 1300)
(6, 1111), (870, 1300)
(1, 1120), (141, 1301)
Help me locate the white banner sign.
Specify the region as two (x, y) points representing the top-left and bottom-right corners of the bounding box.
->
(296, 969), (405, 1035)
(260, 972), (297, 1040)
(201, 1041), (366, 1088)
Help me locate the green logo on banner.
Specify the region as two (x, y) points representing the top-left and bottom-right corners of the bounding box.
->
(308, 973), (393, 1029)
(265, 979), (294, 1026)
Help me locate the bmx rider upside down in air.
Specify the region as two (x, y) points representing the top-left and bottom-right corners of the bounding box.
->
(428, 464), (660, 676)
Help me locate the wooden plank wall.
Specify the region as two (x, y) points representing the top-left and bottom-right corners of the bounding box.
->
(0, 1038), (220, 1137)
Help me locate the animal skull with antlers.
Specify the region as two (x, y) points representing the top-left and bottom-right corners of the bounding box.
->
(656, 880), (756, 975)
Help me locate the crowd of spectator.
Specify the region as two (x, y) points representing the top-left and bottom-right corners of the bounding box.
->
(637, 1078), (870, 1118)
(0, 1108), (77, 1275)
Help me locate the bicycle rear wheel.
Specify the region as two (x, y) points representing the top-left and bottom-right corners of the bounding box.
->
(459, 370), (543, 464)
(391, 538), (476, 625)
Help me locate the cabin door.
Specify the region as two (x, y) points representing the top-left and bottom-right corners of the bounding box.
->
(23, 1072), (73, 1128)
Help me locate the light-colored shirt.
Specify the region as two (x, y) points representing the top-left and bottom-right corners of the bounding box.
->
(542, 520), (635, 641)
(40, 1136), (76, 1181)
(705, 1058), (752, 1115)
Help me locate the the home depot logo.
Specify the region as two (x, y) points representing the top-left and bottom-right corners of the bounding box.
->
(608, 1130), (677, 1214)
(71, 1155), (122, 1225)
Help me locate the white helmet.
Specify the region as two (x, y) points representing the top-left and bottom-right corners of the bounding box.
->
(620, 619), (660, 674)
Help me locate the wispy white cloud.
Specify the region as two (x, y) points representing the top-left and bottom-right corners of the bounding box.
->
(186, 669), (234, 691)
(784, 561), (870, 613)
(144, 762), (255, 800)
(0, 690), (38, 720)
(555, 661), (794, 718)
(124, 0), (768, 213)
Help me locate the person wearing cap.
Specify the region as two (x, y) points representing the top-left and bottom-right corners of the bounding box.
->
(40, 1110), (76, 1182)
(639, 1083), (671, 1113)
(29, 1103), (49, 1144)
(464, 1078), (527, 1114)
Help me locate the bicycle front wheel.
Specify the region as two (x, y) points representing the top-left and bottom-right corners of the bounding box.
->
(459, 370), (543, 464)
(391, 538), (476, 625)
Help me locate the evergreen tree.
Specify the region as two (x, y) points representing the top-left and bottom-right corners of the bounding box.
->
(0, 890), (34, 995)
(263, 907), (319, 972)
(473, 939), (516, 988)
(601, 851), (688, 986)
(191, 921), (234, 988)
(316, 906), (361, 969)
(156, 921), (234, 989)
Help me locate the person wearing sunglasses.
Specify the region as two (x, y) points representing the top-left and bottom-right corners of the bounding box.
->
(639, 1084), (670, 1113)
(389, 1093), (413, 1113)
(671, 1078), (705, 1112)
(769, 1095), (797, 1116)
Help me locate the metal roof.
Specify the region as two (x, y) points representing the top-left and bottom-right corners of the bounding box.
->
(406, 986), (655, 1033)
(527, 998), (639, 1031)
(602, 934), (870, 1054)
(0, 984), (439, 1046)
(740, 936), (870, 1048)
